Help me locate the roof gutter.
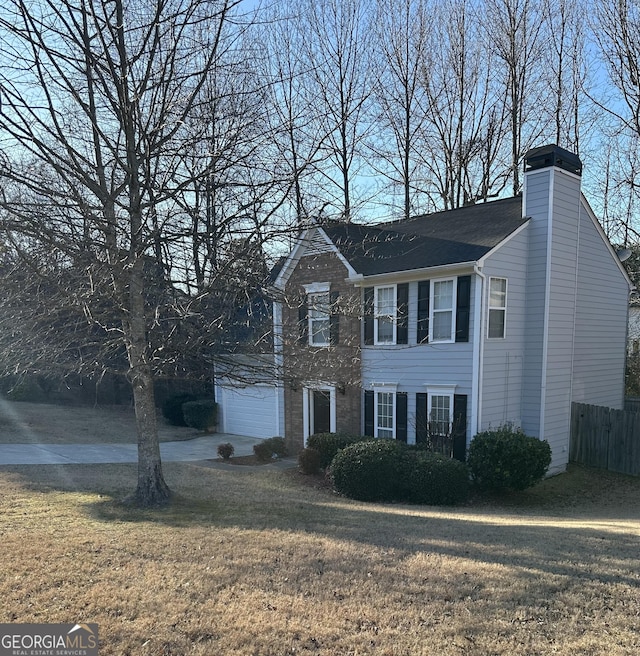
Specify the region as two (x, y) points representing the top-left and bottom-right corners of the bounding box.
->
(346, 260), (477, 287)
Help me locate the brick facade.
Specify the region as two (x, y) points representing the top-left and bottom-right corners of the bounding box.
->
(282, 250), (361, 451)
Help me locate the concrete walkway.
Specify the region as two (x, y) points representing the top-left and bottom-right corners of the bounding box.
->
(0, 433), (268, 466)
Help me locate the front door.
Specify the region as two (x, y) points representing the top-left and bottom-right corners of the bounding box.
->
(312, 389), (331, 435)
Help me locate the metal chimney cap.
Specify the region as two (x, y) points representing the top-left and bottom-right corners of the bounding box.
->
(524, 144), (582, 176)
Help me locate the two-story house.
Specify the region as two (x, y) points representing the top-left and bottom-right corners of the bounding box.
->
(219, 145), (632, 475)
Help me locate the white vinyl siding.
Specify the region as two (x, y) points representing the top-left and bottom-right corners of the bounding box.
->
(521, 169), (551, 443)
(481, 228), (528, 431)
(572, 202), (629, 408)
(363, 280), (475, 446)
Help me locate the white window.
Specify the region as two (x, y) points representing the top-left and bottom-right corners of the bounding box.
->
(376, 391), (395, 438)
(488, 277), (507, 339)
(375, 285), (396, 345)
(429, 395), (451, 436)
(430, 278), (455, 342)
(425, 385), (456, 437)
(309, 292), (331, 346)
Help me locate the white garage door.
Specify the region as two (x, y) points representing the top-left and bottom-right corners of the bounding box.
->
(218, 385), (279, 439)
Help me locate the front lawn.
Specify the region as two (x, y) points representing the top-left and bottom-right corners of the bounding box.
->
(0, 462), (638, 655)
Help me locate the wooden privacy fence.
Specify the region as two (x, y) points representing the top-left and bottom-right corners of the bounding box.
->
(625, 397), (640, 413)
(570, 402), (640, 476)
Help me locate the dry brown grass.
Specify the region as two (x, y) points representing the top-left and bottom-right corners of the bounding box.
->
(0, 461), (639, 655)
(0, 399), (196, 444)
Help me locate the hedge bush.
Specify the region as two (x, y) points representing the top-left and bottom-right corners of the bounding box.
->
(253, 436), (289, 462)
(306, 432), (367, 469)
(162, 393), (200, 426)
(298, 447), (322, 475)
(408, 452), (469, 505)
(467, 426), (552, 491)
(330, 439), (413, 502)
(182, 399), (218, 433)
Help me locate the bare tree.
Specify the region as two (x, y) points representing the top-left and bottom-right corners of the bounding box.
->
(541, 0), (588, 152)
(0, 0), (273, 506)
(417, 0), (510, 209)
(369, 0), (434, 219)
(485, 0), (547, 195)
(258, 1), (330, 230)
(590, 0), (640, 241)
(299, 0), (374, 222)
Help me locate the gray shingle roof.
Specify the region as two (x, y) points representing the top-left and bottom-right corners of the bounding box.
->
(321, 196), (527, 276)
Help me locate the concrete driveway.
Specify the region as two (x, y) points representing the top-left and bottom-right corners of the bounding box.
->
(0, 433), (264, 465)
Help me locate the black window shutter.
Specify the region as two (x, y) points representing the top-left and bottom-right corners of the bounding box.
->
(417, 281), (430, 343)
(364, 390), (374, 437)
(396, 283), (409, 345)
(363, 287), (374, 345)
(455, 276), (471, 343)
(452, 394), (468, 462)
(416, 393), (428, 444)
(330, 291), (340, 345)
(298, 295), (308, 344)
(396, 392), (408, 442)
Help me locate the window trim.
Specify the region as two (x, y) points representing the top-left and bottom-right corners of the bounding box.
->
(372, 383), (397, 439)
(374, 284), (397, 345)
(308, 292), (331, 346)
(303, 282), (331, 347)
(429, 278), (457, 343)
(487, 277), (507, 339)
(425, 384), (456, 437)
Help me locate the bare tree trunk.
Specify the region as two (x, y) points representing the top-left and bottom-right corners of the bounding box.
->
(131, 366), (170, 505)
(125, 254), (170, 506)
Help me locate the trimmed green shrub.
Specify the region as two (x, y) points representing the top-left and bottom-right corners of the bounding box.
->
(162, 393), (200, 426)
(298, 447), (322, 475)
(467, 426), (552, 491)
(306, 432), (368, 469)
(217, 442), (234, 460)
(182, 399), (218, 433)
(330, 439), (413, 502)
(253, 436), (289, 462)
(408, 452), (469, 505)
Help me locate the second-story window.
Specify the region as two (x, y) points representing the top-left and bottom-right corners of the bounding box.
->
(375, 285), (396, 344)
(300, 282), (338, 347)
(363, 283), (409, 346)
(488, 277), (507, 338)
(309, 292), (331, 346)
(431, 279), (455, 342)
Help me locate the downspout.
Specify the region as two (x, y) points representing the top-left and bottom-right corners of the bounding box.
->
(272, 298), (285, 437)
(472, 263), (487, 437)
